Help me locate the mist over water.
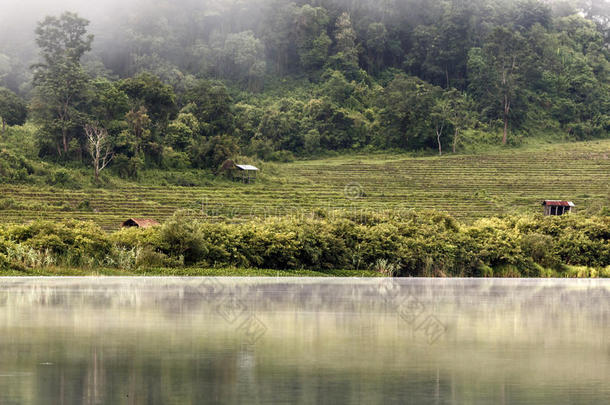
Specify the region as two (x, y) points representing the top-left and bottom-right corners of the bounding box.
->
(0, 278), (608, 404)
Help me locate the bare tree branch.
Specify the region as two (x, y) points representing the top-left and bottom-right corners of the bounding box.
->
(84, 123), (113, 182)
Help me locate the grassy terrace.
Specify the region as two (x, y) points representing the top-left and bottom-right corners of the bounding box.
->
(1, 140), (609, 229)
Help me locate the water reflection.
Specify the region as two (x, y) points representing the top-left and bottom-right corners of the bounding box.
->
(0, 278), (608, 404)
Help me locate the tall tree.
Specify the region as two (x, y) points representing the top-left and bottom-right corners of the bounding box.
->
(31, 12), (93, 157)
(118, 73), (177, 131)
(220, 31), (267, 90)
(379, 74), (441, 149)
(293, 5), (331, 72)
(431, 95), (450, 156)
(183, 80), (233, 137)
(330, 12), (360, 77)
(468, 28), (529, 145)
(364, 22), (388, 74)
(124, 106), (152, 156)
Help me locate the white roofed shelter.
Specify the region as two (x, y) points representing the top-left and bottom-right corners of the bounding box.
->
(235, 164), (259, 183)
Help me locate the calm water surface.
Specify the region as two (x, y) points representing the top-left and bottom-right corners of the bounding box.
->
(0, 277), (608, 404)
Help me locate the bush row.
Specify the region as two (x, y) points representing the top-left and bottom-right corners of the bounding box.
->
(0, 211), (609, 276)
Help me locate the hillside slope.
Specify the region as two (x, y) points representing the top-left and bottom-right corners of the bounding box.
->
(1, 140), (608, 229)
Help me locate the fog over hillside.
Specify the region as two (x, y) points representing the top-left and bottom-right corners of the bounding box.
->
(0, 0), (607, 163)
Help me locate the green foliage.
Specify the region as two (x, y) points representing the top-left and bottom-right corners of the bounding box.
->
(378, 74), (442, 149)
(31, 12), (93, 159)
(118, 73), (177, 127)
(158, 212), (206, 265)
(0, 87), (27, 131)
(189, 135), (240, 170)
(0, 220), (110, 267)
(220, 31), (267, 89)
(183, 80), (233, 137)
(2, 2), (604, 176)
(0, 149), (34, 182)
(112, 153), (143, 179)
(294, 5), (331, 72)
(0, 212), (608, 276)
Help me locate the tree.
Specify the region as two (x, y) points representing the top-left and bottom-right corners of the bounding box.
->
(124, 106), (152, 156)
(431, 96), (450, 156)
(468, 28), (529, 145)
(447, 93), (477, 153)
(293, 5), (331, 72)
(513, 0), (552, 31)
(365, 23), (388, 74)
(87, 79), (130, 136)
(378, 74), (440, 150)
(118, 73), (177, 130)
(167, 113), (200, 150)
(220, 31), (267, 91)
(261, 1), (299, 74)
(0, 87), (27, 134)
(85, 123), (113, 182)
(432, 89), (477, 154)
(183, 80), (233, 137)
(31, 12), (93, 157)
(578, 0), (610, 44)
(329, 12), (360, 78)
(189, 135), (240, 170)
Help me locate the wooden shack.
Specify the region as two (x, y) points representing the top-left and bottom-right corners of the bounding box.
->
(121, 218), (160, 229)
(542, 201), (574, 216)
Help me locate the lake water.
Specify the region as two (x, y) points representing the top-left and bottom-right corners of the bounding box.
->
(0, 277), (608, 404)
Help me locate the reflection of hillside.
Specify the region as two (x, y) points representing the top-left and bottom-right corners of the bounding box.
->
(0, 278), (608, 404)
(2, 277), (609, 307)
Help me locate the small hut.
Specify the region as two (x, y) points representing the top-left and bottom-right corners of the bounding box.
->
(121, 218), (160, 229)
(236, 164), (259, 183)
(220, 160), (259, 183)
(542, 201), (574, 216)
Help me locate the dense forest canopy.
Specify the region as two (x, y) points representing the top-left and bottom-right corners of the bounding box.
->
(0, 0), (608, 177)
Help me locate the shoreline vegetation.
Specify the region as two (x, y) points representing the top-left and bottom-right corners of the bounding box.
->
(1, 267), (607, 278)
(1, 210), (609, 278)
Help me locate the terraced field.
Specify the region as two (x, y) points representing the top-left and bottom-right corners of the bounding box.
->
(1, 140), (609, 229)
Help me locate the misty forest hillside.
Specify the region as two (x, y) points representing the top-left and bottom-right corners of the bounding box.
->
(0, 0), (608, 181)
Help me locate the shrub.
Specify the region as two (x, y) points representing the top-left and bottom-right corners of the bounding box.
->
(1, 212), (608, 275)
(0, 252), (11, 270)
(520, 233), (562, 269)
(46, 168), (76, 187)
(0, 149), (34, 183)
(1, 220), (111, 267)
(159, 212), (207, 265)
(136, 247), (179, 268)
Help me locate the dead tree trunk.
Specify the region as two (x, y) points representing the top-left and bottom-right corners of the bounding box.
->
(502, 94), (510, 145)
(85, 123), (113, 182)
(436, 122), (444, 156)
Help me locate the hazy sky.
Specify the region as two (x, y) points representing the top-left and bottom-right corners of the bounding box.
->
(0, 0), (133, 56)
(0, 0), (128, 20)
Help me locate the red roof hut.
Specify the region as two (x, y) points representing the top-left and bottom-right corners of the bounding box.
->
(542, 201), (575, 216)
(121, 218), (161, 229)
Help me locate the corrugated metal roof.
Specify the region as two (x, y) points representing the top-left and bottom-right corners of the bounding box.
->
(236, 164), (259, 171)
(542, 200), (575, 207)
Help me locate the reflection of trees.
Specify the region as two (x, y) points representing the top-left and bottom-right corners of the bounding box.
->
(0, 279), (608, 404)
